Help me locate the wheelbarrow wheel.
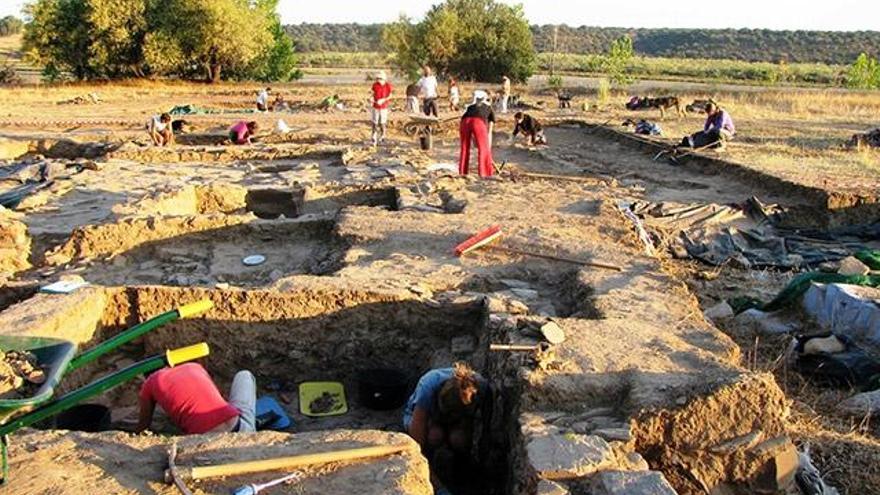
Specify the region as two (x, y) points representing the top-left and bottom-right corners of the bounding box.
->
(403, 122), (420, 136)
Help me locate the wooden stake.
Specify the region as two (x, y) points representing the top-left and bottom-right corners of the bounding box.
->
(487, 245), (623, 272)
(178, 445), (411, 481)
(514, 172), (607, 185)
(490, 344), (541, 352)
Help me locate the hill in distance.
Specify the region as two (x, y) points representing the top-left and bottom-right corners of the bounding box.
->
(285, 23), (880, 65)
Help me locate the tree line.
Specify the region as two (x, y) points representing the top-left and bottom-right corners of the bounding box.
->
(286, 23), (880, 65)
(21, 0), (297, 82)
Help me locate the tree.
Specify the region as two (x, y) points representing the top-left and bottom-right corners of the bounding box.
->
(86, 0), (147, 77)
(383, 0), (536, 83)
(235, 0), (301, 82)
(846, 53), (880, 90)
(23, 0), (94, 79)
(0, 16), (24, 37)
(145, 0), (272, 82)
(23, 0), (151, 79)
(604, 35), (633, 86)
(22, 0), (291, 82)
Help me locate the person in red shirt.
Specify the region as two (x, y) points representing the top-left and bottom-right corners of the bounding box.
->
(136, 363), (256, 434)
(370, 71), (393, 146)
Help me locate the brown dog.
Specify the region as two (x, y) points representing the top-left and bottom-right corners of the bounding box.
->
(645, 96), (685, 119)
(626, 96), (685, 119)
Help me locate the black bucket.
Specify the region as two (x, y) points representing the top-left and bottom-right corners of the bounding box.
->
(55, 404), (112, 432)
(419, 132), (433, 151)
(357, 368), (410, 410)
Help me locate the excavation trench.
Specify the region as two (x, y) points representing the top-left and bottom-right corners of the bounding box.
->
(41, 285), (513, 494)
(36, 185), (402, 284)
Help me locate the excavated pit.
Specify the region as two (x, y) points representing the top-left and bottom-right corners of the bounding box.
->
(29, 285), (511, 494)
(84, 219), (347, 287)
(36, 184), (402, 285)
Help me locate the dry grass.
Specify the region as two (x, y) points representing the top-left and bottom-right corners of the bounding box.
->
(722, 318), (880, 494)
(584, 86), (880, 193)
(675, 262), (880, 494)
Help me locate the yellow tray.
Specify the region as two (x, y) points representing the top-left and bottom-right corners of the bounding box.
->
(298, 381), (348, 417)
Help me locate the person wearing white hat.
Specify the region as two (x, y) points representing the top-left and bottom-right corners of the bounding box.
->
(370, 70), (393, 146)
(458, 90), (496, 178)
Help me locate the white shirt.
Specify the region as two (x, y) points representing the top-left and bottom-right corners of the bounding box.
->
(418, 76), (439, 99)
(450, 86), (460, 99)
(149, 115), (167, 132)
(257, 90), (269, 106)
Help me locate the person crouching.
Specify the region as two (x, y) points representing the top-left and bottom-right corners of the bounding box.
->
(459, 90), (496, 178)
(403, 363), (490, 492)
(147, 113), (174, 147)
(136, 362), (256, 434)
(511, 112), (547, 146)
(229, 121), (258, 145)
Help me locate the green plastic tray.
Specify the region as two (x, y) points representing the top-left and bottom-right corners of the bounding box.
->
(299, 381), (348, 417)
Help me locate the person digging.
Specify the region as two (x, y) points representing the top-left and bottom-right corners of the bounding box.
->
(136, 362), (256, 434)
(403, 362), (491, 495)
(229, 120), (259, 145)
(510, 112), (547, 147)
(656, 100), (735, 162)
(459, 90), (496, 179)
(147, 113), (174, 147)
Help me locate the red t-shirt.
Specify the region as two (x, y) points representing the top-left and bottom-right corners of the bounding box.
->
(139, 363), (238, 434)
(372, 82), (393, 110)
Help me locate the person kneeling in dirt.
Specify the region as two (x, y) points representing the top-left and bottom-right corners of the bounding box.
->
(682, 101), (735, 149)
(229, 121), (258, 145)
(403, 363), (490, 491)
(511, 112), (547, 146)
(256, 87), (271, 112)
(147, 113), (174, 147)
(136, 362), (256, 434)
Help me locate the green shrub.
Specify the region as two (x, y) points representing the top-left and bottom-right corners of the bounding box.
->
(383, 0), (537, 82)
(846, 53), (880, 89)
(547, 74), (563, 92)
(597, 78), (611, 107)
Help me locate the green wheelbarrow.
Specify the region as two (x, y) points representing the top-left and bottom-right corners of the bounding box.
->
(0, 299), (215, 483)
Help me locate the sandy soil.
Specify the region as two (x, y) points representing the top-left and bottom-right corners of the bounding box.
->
(0, 78), (877, 494)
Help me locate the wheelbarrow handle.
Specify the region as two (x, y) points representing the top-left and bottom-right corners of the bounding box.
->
(0, 342), (210, 440)
(67, 300), (214, 372)
(0, 342), (210, 484)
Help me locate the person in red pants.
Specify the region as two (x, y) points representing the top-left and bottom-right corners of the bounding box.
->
(459, 90), (496, 178)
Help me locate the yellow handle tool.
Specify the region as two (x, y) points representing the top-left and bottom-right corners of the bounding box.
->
(177, 300), (214, 319)
(166, 343), (210, 367)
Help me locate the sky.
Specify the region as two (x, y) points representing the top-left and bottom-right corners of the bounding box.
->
(2, 0), (879, 31)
